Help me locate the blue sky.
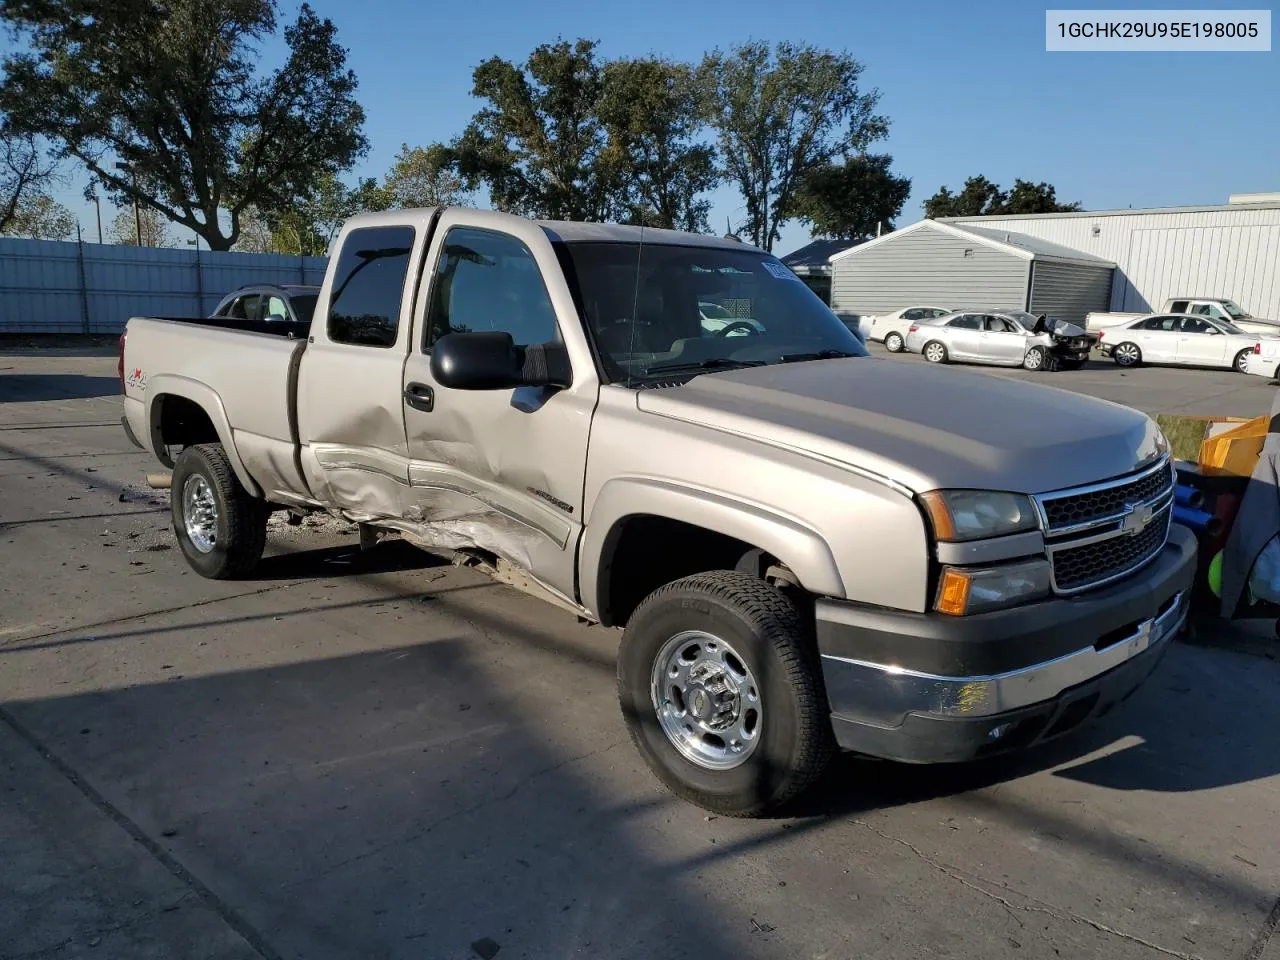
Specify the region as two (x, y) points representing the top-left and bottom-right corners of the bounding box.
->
(17, 0), (1280, 254)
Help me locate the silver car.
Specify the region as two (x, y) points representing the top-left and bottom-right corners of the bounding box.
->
(904, 310), (1097, 372)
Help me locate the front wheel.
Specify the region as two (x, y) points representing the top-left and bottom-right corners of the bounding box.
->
(171, 443), (269, 579)
(1234, 348), (1253, 374)
(884, 331), (905, 353)
(617, 571), (834, 817)
(1023, 346), (1049, 371)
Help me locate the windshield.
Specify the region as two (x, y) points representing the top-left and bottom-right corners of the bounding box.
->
(1210, 318), (1248, 336)
(555, 240), (867, 385)
(290, 294), (318, 325)
(1222, 299), (1249, 320)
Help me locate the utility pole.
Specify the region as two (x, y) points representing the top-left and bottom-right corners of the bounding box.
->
(82, 183), (104, 243)
(114, 161), (142, 245)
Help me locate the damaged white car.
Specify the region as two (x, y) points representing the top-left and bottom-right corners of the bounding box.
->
(904, 310), (1099, 371)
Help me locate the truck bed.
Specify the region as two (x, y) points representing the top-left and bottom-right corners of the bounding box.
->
(137, 314), (309, 340)
(122, 317), (312, 503)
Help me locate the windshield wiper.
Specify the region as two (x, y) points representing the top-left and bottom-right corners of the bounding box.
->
(641, 357), (768, 378)
(777, 349), (861, 363)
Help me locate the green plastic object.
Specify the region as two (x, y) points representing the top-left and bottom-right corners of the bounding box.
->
(1208, 550), (1223, 598)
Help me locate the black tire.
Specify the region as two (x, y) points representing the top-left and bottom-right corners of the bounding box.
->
(922, 340), (948, 364)
(1234, 348), (1252, 374)
(1113, 342), (1142, 367)
(1058, 357), (1085, 371)
(617, 571), (835, 817)
(884, 331), (905, 353)
(170, 443), (269, 579)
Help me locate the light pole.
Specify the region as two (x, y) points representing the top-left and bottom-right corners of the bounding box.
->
(114, 161), (142, 246)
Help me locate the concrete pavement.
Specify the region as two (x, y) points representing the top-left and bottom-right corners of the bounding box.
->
(1, 347), (1278, 960)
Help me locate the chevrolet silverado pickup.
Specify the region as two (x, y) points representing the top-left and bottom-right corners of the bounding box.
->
(120, 207), (1195, 816)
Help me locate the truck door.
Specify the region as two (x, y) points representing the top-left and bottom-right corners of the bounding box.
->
(399, 213), (598, 605)
(296, 219), (431, 517)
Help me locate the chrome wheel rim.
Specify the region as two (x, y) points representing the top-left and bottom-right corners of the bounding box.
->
(924, 343), (944, 362)
(1236, 352), (1249, 372)
(651, 631), (762, 770)
(182, 474), (218, 554)
(1025, 349), (1043, 369)
(1116, 344), (1138, 365)
(886, 333), (903, 352)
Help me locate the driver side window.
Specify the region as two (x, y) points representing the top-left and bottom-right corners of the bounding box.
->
(426, 227), (561, 349)
(1179, 317), (1212, 334)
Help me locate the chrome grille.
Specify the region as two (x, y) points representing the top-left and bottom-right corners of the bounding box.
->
(1034, 457), (1175, 594)
(1049, 505), (1172, 592)
(1039, 460), (1174, 533)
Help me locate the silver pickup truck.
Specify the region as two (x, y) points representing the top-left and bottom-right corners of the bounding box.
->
(120, 207), (1195, 816)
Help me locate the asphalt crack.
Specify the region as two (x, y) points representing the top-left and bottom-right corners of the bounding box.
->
(1245, 892), (1280, 960)
(0, 706), (282, 960)
(852, 817), (1206, 960)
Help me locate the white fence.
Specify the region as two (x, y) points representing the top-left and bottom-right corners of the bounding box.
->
(0, 237), (328, 334)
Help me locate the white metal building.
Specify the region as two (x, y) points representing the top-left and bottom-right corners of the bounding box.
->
(945, 194), (1280, 319)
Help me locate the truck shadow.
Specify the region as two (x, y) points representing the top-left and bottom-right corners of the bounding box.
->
(0, 374), (121, 402)
(249, 538), (448, 582)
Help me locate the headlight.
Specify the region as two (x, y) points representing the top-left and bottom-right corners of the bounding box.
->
(936, 560), (1052, 616)
(919, 489), (1039, 542)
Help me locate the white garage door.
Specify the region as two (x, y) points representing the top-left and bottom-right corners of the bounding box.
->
(1119, 226), (1280, 317)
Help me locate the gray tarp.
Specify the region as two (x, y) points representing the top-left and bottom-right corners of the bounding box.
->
(1219, 388), (1280, 618)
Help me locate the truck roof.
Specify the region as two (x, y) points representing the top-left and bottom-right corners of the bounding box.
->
(338, 206), (762, 253)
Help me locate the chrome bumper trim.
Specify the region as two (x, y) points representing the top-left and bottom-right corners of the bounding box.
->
(820, 592), (1184, 727)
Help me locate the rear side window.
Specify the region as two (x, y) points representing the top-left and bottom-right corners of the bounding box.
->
(1168, 300), (1189, 313)
(949, 315), (981, 330)
(328, 225), (416, 348)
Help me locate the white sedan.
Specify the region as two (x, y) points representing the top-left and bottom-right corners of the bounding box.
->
(866, 305), (953, 352)
(1098, 313), (1272, 373)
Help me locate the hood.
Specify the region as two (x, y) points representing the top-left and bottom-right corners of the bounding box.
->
(636, 358), (1163, 494)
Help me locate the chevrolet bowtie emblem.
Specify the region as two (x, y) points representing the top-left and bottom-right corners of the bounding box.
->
(1120, 500), (1153, 536)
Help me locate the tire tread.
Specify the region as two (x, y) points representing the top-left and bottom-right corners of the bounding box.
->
(619, 570), (834, 817)
(172, 443), (268, 579)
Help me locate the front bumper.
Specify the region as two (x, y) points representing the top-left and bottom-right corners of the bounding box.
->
(816, 524), (1196, 763)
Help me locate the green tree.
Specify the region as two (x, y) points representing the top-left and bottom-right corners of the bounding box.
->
(452, 39), (623, 221)
(1, 191), (75, 239)
(598, 57), (716, 232)
(924, 176), (1081, 218)
(791, 153), (910, 240)
(0, 1), (367, 250)
(363, 143), (471, 211)
(0, 129), (60, 232)
(1001, 179), (1082, 215)
(110, 206), (171, 247)
(698, 41), (887, 251)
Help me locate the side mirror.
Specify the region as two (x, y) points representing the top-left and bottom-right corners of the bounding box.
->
(431, 331), (571, 390)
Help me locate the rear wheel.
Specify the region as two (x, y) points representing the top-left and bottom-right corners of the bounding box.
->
(1059, 358), (1085, 371)
(617, 571), (834, 817)
(1113, 342), (1142, 368)
(922, 340), (948, 364)
(884, 331), (905, 353)
(171, 443), (269, 579)
(1234, 348), (1252, 374)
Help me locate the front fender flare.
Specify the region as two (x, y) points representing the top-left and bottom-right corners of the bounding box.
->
(145, 374), (262, 498)
(580, 477), (845, 619)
